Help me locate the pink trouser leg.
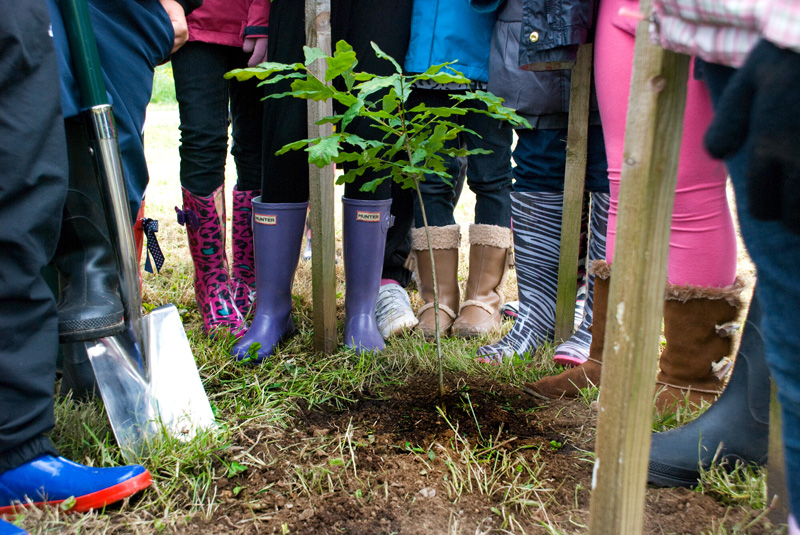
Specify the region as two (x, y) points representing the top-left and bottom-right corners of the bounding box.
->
(594, 0), (737, 288)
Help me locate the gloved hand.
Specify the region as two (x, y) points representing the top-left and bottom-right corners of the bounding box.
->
(243, 36), (268, 67)
(704, 39), (800, 234)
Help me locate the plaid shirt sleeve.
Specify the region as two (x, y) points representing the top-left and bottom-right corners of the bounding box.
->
(652, 0), (800, 66)
(652, 0), (761, 66)
(761, 0), (800, 54)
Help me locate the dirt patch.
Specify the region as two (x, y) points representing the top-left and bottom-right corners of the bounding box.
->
(173, 374), (772, 534)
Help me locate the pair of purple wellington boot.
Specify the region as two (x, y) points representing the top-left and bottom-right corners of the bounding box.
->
(0, 454), (152, 533)
(231, 197), (392, 363)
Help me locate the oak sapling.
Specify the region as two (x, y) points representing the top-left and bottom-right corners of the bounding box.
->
(226, 40), (529, 397)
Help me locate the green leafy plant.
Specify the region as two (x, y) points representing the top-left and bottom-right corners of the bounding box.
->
(226, 40), (529, 397)
(402, 441), (426, 454)
(227, 461), (247, 477)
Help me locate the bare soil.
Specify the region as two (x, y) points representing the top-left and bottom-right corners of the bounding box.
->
(171, 373), (772, 535)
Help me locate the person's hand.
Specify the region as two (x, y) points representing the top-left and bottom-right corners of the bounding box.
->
(159, 0), (189, 54)
(705, 39), (800, 234)
(243, 36), (268, 67)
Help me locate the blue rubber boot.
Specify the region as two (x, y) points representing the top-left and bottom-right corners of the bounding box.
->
(0, 455), (151, 514)
(231, 199), (308, 363)
(0, 519), (27, 535)
(647, 293), (770, 487)
(342, 197), (392, 354)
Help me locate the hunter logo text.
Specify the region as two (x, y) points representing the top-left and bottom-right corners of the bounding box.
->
(356, 211), (380, 222)
(255, 214), (277, 225)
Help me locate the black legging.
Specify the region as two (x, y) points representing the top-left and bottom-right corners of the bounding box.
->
(261, 0), (413, 203)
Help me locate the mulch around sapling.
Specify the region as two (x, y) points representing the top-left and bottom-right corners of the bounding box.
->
(173, 373), (773, 535)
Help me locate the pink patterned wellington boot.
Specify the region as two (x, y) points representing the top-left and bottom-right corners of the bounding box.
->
(231, 186), (260, 314)
(176, 185), (245, 337)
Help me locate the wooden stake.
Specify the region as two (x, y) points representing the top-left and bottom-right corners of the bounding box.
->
(767, 380), (788, 523)
(555, 43), (592, 342)
(588, 1), (690, 532)
(305, 0), (337, 354)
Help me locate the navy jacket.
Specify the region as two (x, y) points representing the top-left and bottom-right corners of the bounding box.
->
(47, 0), (176, 219)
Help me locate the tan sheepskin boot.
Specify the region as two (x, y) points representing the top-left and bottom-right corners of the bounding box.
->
(451, 224), (513, 337)
(408, 225), (461, 339)
(655, 280), (744, 413)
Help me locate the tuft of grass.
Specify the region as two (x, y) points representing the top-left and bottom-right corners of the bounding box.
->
(51, 394), (119, 466)
(651, 395), (712, 433)
(699, 506), (782, 535)
(576, 383), (600, 407)
(697, 458), (769, 509)
(435, 405), (555, 520)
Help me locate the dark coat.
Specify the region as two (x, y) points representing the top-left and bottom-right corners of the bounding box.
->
(472, 0), (599, 127)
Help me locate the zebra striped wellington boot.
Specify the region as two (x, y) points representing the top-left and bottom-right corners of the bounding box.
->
(525, 263), (609, 398)
(553, 192), (610, 367)
(476, 192), (563, 363)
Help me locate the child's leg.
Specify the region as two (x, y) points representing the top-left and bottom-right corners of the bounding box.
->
(476, 128), (566, 360)
(451, 112), (514, 337)
(593, 0), (736, 288)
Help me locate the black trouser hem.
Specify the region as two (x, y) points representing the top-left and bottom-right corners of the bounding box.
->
(0, 435), (59, 474)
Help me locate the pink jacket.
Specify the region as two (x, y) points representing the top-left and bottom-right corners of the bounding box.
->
(651, 0), (800, 67)
(186, 0), (270, 48)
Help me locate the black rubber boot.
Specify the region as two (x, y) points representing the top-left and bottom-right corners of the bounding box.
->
(58, 343), (99, 401)
(53, 119), (124, 343)
(647, 292), (770, 487)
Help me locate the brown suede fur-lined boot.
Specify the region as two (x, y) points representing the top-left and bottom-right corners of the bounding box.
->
(525, 260), (611, 399)
(654, 280), (743, 412)
(408, 225), (461, 339)
(451, 224), (513, 337)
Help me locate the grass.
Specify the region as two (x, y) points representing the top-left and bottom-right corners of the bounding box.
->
(150, 64), (176, 107)
(699, 460), (769, 510)
(12, 96), (783, 534)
